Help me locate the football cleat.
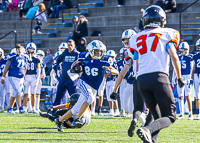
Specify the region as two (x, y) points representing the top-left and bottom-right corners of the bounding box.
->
(176, 115), (184, 120)
(136, 127), (152, 143)
(39, 112), (48, 118)
(91, 111), (95, 116)
(114, 111), (120, 116)
(0, 106), (4, 113)
(54, 118), (64, 132)
(105, 112), (114, 117)
(7, 107), (15, 114)
(188, 114), (193, 120)
(32, 109), (39, 114)
(139, 112), (146, 126)
(194, 115), (200, 120)
(71, 118), (84, 128)
(128, 118), (137, 137)
(126, 113), (132, 118)
(19, 107), (25, 114)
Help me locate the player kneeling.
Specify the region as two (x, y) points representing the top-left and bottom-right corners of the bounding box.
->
(54, 40), (119, 131)
(40, 93), (91, 130)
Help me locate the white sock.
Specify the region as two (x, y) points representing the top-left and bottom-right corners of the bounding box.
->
(91, 107), (95, 113)
(115, 109), (119, 113)
(36, 98), (40, 110)
(178, 99), (184, 116)
(27, 101), (32, 111)
(32, 106), (35, 111)
(110, 109), (114, 114)
(189, 111), (193, 115)
(23, 106), (27, 111)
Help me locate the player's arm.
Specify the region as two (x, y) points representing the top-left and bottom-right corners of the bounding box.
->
(113, 64), (130, 93)
(36, 62), (41, 83)
(1, 60), (11, 84)
(52, 103), (70, 109)
(109, 66), (119, 75)
(167, 43), (184, 87)
(24, 65), (27, 75)
(191, 64), (196, 79)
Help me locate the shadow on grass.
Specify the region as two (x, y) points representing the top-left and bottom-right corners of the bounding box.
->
(0, 139), (116, 142)
(0, 131), (119, 134)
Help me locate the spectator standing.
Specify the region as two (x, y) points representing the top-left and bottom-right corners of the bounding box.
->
(65, 16), (79, 42)
(73, 15), (88, 45)
(76, 37), (87, 53)
(155, 0), (165, 9)
(43, 48), (53, 76)
(164, 0), (176, 13)
(51, 0), (73, 18)
(32, 3), (47, 34)
(117, 0), (123, 7)
(8, 0), (18, 12)
(47, 0), (59, 17)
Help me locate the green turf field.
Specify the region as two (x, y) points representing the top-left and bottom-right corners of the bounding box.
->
(0, 113), (200, 143)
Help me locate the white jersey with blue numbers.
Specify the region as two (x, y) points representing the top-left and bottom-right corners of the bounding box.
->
(8, 54), (28, 78)
(26, 56), (40, 75)
(0, 58), (7, 76)
(78, 52), (111, 90)
(193, 53), (200, 73)
(179, 54), (193, 75)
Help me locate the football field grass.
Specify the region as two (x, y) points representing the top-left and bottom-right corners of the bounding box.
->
(0, 113), (200, 143)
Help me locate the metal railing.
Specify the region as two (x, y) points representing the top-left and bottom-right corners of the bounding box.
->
(0, 30), (17, 47)
(179, 0), (200, 39)
(30, 0), (62, 42)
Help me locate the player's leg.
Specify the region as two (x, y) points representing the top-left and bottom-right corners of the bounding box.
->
(0, 79), (5, 112)
(177, 81), (185, 119)
(105, 83), (114, 116)
(119, 79), (126, 116)
(97, 77), (106, 115)
(36, 79), (42, 112)
(138, 73), (176, 143)
(110, 81), (119, 116)
(23, 78), (30, 112)
(185, 78), (193, 120)
(5, 77), (11, 110)
(123, 83), (132, 114)
(128, 84), (134, 117)
(91, 97), (96, 116)
(194, 74), (200, 119)
(30, 75), (38, 113)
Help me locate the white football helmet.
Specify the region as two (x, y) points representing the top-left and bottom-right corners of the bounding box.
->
(36, 50), (45, 60)
(121, 29), (137, 48)
(119, 48), (126, 59)
(58, 42), (68, 52)
(10, 48), (17, 54)
(0, 48), (4, 58)
(196, 39), (200, 51)
(106, 50), (117, 58)
(54, 51), (62, 59)
(26, 42), (37, 54)
(87, 40), (106, 60)
(179, 42), (189, 55)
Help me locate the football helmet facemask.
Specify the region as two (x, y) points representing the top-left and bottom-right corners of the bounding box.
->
(121, 29), (137, 48)
(179, 42), (189, 55)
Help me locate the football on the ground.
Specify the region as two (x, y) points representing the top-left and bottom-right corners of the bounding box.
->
(70, 62), (83, 73)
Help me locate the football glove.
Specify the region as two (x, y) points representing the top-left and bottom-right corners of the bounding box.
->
(178, 78), (184, 88)
(102, 66), (111, 72)
(110, 92), (118, 100)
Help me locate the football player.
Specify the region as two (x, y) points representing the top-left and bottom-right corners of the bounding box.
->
(22, 43), (41, 113)
(35, 50), (45, 112)
(1, 44), (28, 114)
(40, 93), (91, 129)
(0, 48), (11, 112)
(191, 39), (200, 120)
(54, 40), (119, 131)
(127, 5), (182, 142)
(104, 50), (120, 116)
(176, 42), (193, 120)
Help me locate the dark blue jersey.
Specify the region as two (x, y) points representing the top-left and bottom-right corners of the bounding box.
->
(126, 66), (134, 84)
(116, 58), (130, 79)
(78, 52), (111, 90)
(179, 54), (193, 75)
(107, 60), (117, 82)
(193, 53), (200, 73)
(8, 54), (28, 78)
(57, 49), (79, 79)
(0, 58), (7, 76)
(26, 56), (40, 75)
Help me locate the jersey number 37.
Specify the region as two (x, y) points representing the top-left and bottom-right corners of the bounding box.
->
(137, 33), (162, 55)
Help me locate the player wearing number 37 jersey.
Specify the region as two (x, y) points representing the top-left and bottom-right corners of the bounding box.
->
(128, 5), (184, 143)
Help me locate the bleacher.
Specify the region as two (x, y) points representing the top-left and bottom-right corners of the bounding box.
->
(0, 0), (199, 55)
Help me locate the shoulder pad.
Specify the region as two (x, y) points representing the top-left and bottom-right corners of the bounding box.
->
(78, 52), (88, 59)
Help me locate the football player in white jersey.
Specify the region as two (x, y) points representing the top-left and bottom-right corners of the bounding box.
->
(0, 48), (11, 112)
(125, 5), (183, 142)
(35, 50), (45, 112)
(175, 42), (193, 120)
(104, 50), (120, 116)
(191, 39), (200, 120)
(118, 29), (137, 117)
(23, 43), (41, 113)
(54, 40), (119, 131)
